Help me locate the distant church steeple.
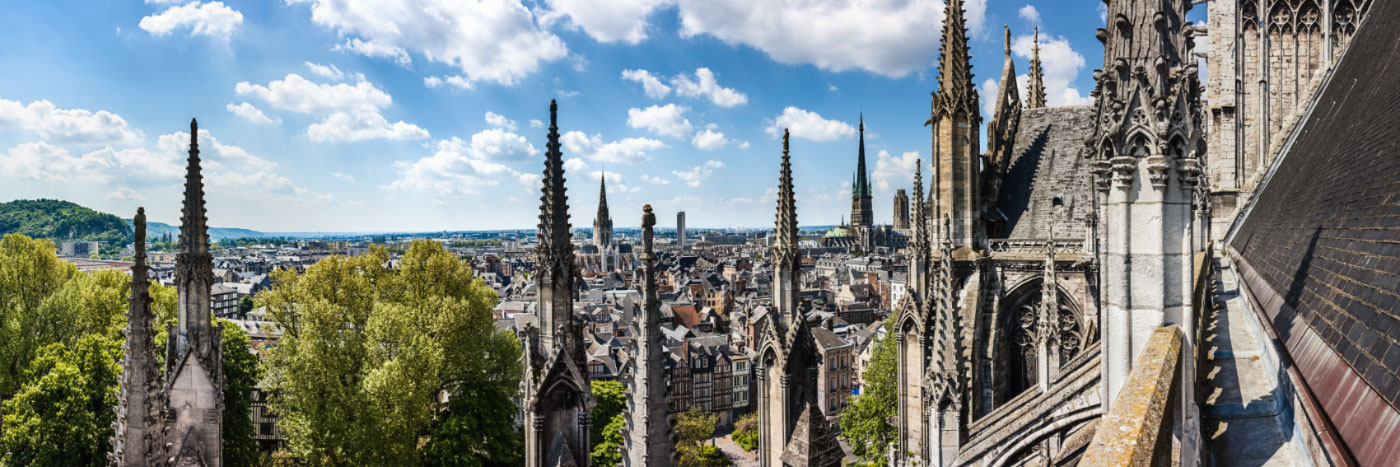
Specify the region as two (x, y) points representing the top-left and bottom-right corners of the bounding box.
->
(851, 114), (873, 229)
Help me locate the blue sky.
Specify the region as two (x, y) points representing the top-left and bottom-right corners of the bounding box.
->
(0, 0), (1160, 232)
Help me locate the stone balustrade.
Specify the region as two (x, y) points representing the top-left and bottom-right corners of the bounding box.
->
(1082, 325), (1184, 466)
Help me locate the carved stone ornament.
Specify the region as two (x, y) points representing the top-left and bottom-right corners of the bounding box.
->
(1111, 156), (1137, 189)
(1146, 155), (1172, 188)
(1176, 158), (1202, 186)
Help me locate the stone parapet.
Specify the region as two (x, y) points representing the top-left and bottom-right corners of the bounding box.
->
(1083, 326), (1183, 466)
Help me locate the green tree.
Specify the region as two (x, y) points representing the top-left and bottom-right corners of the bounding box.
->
(0, 234), (77, 398)
(730, 413), (758, 452)
(221, 321), (263, 467)
(590, 380), (626, 446)
(676, 406), (730, 467)
(237, 295), (255, 317)
(259, 241), (520, 465)
(0, 334), (121, 467)
(589, 413), (626, 467)
(840, 319), (896, 466)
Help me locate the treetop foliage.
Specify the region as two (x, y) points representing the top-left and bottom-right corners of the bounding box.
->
(0, 199), (132, 245)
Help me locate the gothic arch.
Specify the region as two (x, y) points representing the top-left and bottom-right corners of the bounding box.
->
(987, 279), (1086, 406)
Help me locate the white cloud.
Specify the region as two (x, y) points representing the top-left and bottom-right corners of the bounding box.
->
(0, 97), (143, 145)
(691, 127), (728, 150)
(563, 157), (588, 172)
(225, 102), (280, 125)
(305, 112), (429, 143)
(1097, 3), (1108, 22)
(106, 187), (146, 201)
(672, 160), (723, 188)
(139, 1), (243, 38)
(561, 131), (666, 164)
(336, 38), (412, 67)
(235, 73), (428, 142)
(304, 61), (345, 80)
(0, 142), (114, 183)
(587, 171), (640, 193)
(670, 68), (747, 107)
(290, 0), (568, 86)
(387, 138), (526, 196)
(627, 104), (692, 139)
(764, 107), (856, 142)
(978, 79), (999, 118)
(485, 111), (518, 132)
(529, 119), (544, 128)
(674, 0), (986, 78)
(621, 69), (671, 99)
(1012, 32), (1092, 106)
(544, 0), (667, 44)
(872, 149), (920, 191)
(459, 128), (539, 162)
(424, 75), (474, 90)
(1018, 5), (1040, 24)
(828, 83), (838, 92)
(641, 174), (669, 185)
(157, 130), (329, 203)
(423, 76), (443, 88)
(331, 172), (356, 183)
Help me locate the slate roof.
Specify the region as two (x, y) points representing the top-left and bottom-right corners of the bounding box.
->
(1229, 3), (1400, 463)
(996, 105), (1096, 240)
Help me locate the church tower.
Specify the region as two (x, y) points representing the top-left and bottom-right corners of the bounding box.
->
(623, 205), (674, 467)
(112, 208), (164, 466)
(523, 100), (594, 467)
(756, 130), (842, 467)
(593, 172), (614, 250)
(928, 0), (984, 249)
(165, 118), (225, 466)
(593, 172), (615, 271)
(850, 114), (874, 230)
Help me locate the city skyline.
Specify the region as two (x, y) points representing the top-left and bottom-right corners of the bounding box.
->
(0, 0), (1144, 232)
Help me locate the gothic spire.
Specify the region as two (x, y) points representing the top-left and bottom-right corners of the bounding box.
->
(856, 114), (868, 198)
(540, 99), (572, 252)
(932, 0), (980, 122)
(536, 99), (577, 358)
(907, 160), (930, 298)
(776, 130), (798, 248)
(988, 25), (1023, 172)
(598, 170), (608, 211)
(174, 118), (214, 359)
(624, 204), (674, 467)
(113, 208), (163, 466)
(929, 214), (961, 406)
(1027, 27), (1047, 109)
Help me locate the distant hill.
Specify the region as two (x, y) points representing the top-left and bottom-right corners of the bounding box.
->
(0, 199), (133, 244)
(134, 219), (270, 241)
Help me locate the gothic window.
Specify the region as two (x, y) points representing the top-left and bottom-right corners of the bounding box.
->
(991, 281), (1086, 405)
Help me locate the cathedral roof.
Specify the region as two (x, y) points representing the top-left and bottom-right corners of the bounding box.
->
(995, 104), (1096, 241)
(822, 226), (852, 239)
(1229, 2), (1400, 463)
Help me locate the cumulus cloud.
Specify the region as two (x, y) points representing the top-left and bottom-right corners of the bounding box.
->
(1013, 32), (1092, 106)
(235, 73), (428, 142)
(387, 138), (524, 197)
(764, 107), (856, 142)
(621, 69), (671, 99)
(226, 102), (280, 125)
(304, 61), (346, 80)
(627, 104), (692, 139)
(691, 127), (728, 150)
(485, 111), (518, 132)
(670, 68), (747, 107)
(139, 1), (243, 38)
(458, 128), (539, 162)
(289, 0), (568, 86)
(674, 0), (986, 78)
(587, 170), (640, 193)
(672, 160), (724, 188)
(1018, 5), (1040, 24)
(106, 187), (146, 201)
(529, 119), (545, 128)
(641, 174), (669, 185)
(563, 157), (588, 172)
(331, 172), (356, 183)
(872, 149), (921, 191)
(561, 131), (666, 164)
(543, 0), (667, 44)
(0, 97), (143, 145)
(978, 79), (1000, 118)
